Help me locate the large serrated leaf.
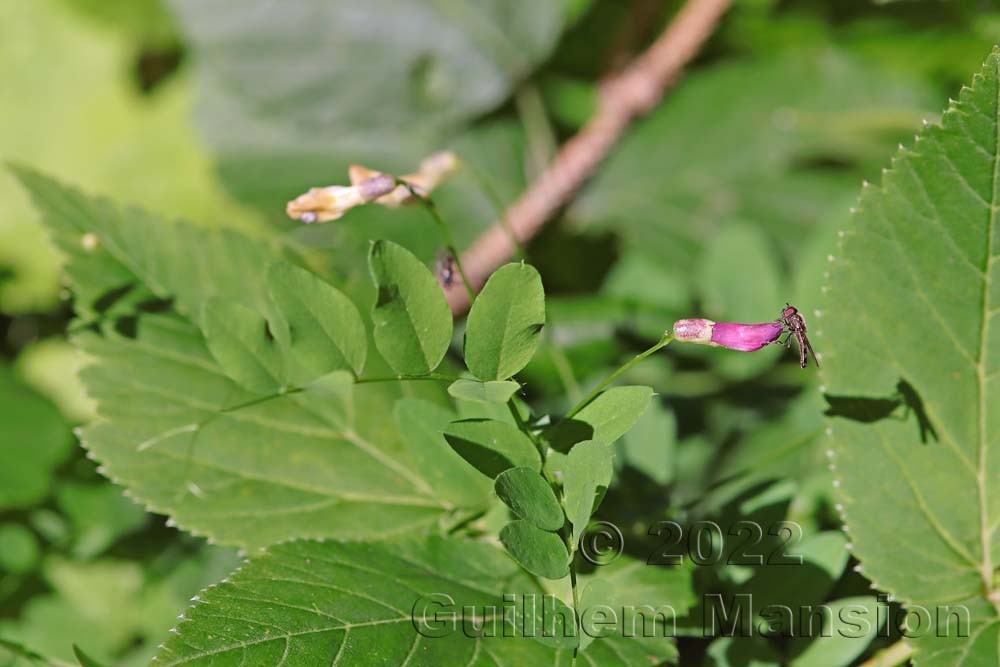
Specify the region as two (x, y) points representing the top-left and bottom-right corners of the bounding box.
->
(821, 48), (1000, 664)
(168, 0), (567, 210)
(16, 171), (453, 548)
(155, 536), (564, 665)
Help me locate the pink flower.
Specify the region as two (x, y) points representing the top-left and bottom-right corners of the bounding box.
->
(673, 318), (783, 352)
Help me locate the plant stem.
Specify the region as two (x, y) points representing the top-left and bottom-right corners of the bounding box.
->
(569, 564), (581, 667)
(355, 372), (459, 385)
(399, 180), (476, 303)
(565, 333), (673, 419)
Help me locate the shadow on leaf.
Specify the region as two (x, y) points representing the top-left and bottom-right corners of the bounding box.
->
(823, 378), (937, 443)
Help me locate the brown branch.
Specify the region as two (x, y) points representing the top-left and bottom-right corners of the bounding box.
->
(445, 0), (732, 313)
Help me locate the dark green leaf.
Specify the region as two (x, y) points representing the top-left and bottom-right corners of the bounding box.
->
(267, 261), (367, 382)
(447, 378), (521, 404)
(494, 467), (564, 531)
(368, 239), (453, 375)
(499, 520), (570, 580)
(464, 263), (546, 380)
(0, 366), (72, 510)
(0, 523), (40, 575)
(788, 597), (886, 667)
(443, 418), (541, 478)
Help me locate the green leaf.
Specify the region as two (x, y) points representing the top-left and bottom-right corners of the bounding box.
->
(155, 536), (570, 664)
(562, 439), (614, 543)
(443, 418), (541, 478)
(574, 50), (936, 272)
(17, 173), (455, 547)
(577, 555), (694, 658)
(368, 239), (453, 375)
(737, 532), (850, 636)
(266, 261), (367, 382)
(0, 523), (40, 575)
(494, 467), (564, 531)
(447, 378), (521, 404)
(822, 48), (1000, 662)
(393, 399), (491, 509)
(705, 637), (781, 667)
(549, 386), (653, 452)
(621, 399), (676, 487)
(55, 482), (147, 560)
(201, 297), (284, 394)
(169, 0), (567, 210)
(12, 167), (279, 326)
(788, 597), (886, 667)
(73, 644), (107, 667)
(0, 365), (72, 510)
(464, 263), (546, 380)
(0, 0), (263, 313)
(499, 520), (570, 580)
(698, 223), (784, 379)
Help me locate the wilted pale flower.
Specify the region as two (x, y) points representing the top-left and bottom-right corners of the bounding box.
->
(673, 318), (783, 352)
(286, 151), (458, 223)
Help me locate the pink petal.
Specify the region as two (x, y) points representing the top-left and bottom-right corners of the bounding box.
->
(710, 321), (784, 352)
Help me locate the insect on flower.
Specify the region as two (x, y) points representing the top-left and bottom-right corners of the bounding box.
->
(776, 303), (818, 368)
(434, 248), (457, 287)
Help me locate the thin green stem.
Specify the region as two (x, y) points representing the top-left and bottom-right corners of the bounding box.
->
(355, 372), (459, 385)
(565, 333), (673, 419)
(399, 180), (476, 302)
(570, 565), (581, 667)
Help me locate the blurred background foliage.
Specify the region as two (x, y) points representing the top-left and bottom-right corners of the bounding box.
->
(1, 0), (998, 664)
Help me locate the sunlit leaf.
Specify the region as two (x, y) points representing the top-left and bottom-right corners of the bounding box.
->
(822, 48), (1000, 663)
(447, 378), (521, 405)
(155, 536), (571, 665)
(267, 261), (368, 382)
(201, 297), (284, 394)
(464, 263), (546, 381)
(562, 439), (614, 543)
(368, 239), (453, 376)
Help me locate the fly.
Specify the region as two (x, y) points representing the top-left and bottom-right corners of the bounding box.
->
(777, 303), (818, 368)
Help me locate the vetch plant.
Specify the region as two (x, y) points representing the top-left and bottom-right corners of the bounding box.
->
(8, 38), (1000, 667)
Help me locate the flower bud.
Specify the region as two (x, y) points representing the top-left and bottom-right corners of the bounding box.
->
(673, 318), (783, 352)
(288, 151), (459, 223)
(285, 186), (365, 223)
